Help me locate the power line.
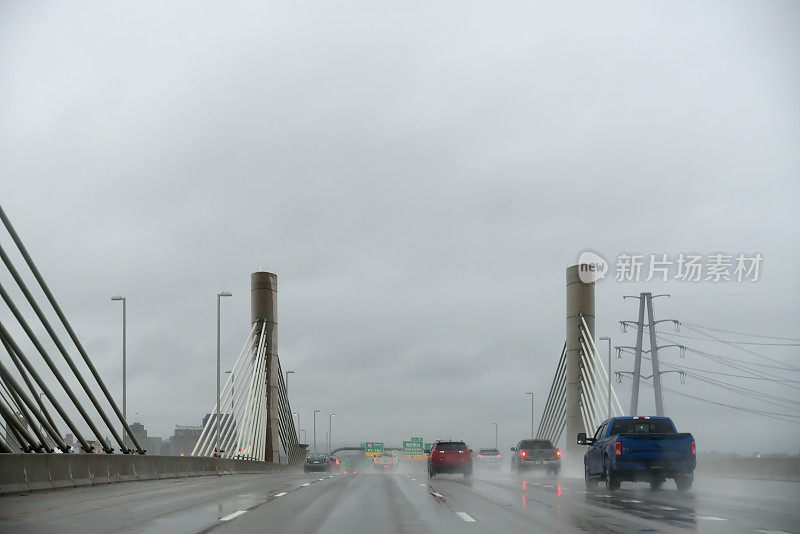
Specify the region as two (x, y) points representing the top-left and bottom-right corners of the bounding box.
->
(628, 376), (800, 424)
(682, 324), (800, 371)
(655, 330), (799, 346)
(681, 322), (800, 342)
(634, 353), (800, 412)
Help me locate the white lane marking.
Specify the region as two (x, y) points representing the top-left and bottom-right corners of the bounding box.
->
(420, 483), (426, 486)
(653, 505), (677, 511)
(456, 512), (476, 522)
(328, 475), (333, 478)
(274, 492), (287, 497)
(411, 478), (416, 481)
(220, 511), (247, 521)
(595, 494), (613, 498)
(621, 499), (641, 503)
(318, 478), (324, 481)
(301, 483), (310, 486)
(757, 530), (791, 534)
(431, 492), (444, 498)
(697, 516), (727, 521)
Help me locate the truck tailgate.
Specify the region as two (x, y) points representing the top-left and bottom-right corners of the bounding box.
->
(620, 433), (694, 463)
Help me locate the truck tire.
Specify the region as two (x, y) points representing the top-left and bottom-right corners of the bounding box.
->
(676, 476), (692, 492)
(649, 478), (664, 490)
(428, 466), (436, 478)
(604, 457), (620, 490)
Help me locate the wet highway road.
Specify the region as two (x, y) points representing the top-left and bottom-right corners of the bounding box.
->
(1, 467), (798, 533)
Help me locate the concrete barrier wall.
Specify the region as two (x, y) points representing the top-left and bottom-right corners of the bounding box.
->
(696, 456), (800, 481)
(0, 454), (294, 496)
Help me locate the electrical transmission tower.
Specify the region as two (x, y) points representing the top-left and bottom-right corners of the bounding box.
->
(619, 292), (682, 416)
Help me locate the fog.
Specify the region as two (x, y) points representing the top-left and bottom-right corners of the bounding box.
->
(1, 1), (798, 457)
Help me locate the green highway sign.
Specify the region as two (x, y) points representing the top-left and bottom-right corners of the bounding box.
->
(424, 442), (433, 454)
(365, 442), (384, 456)
(410, 437), (423, 442)
(403, 440), (424, 458)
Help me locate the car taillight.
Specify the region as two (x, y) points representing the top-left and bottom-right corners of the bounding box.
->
(520, 451), (526, 457)
(614, 441), (622, 456)
(477, 454), (483, 458)
(498, 454), (502, 458)
(555, 450), (561, 457)
(690, 440), (696, 456)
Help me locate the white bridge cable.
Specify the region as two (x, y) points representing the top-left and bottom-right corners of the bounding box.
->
(196, 326), (260, 457)
(198, 324), (262, 457)
(536, 344), (566, 442)
(193, 323), (258, 456)
(580, 316), (625, 417)
(228, 323), (267, 459)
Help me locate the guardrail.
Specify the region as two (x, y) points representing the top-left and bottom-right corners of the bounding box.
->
(0, 454), (294, 495)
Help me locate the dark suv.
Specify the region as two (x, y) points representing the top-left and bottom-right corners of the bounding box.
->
(511, 439), (561, 475)
(426, 440), (473, 478)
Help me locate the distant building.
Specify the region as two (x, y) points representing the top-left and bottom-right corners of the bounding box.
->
(169, 425), (203, 456)
(127, 422), (164, 454)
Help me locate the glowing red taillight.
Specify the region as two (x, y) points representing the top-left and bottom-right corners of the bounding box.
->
(614, 441), (622, 456)
(520, 451), (526, 457)
(498, 454), (502, 458)
(477, 454), (483, 458)
(555, 449), (561, 457)
(690, 441), (696, 456)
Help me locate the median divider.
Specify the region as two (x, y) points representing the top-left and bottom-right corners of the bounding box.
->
(0, 454), (296, 496)
(21, 455), (52, 492)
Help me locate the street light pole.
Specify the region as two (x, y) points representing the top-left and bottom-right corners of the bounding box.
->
(492, 422), (498, 449)
(313, 409), (320, 452)
(328, 413), (335, 455)
(599, 336), (612, 419)
(525, 392), (534, 439)
(216, 291), (232, 456)
(110, 296), (126, 449)
(285, 370), (294, 394)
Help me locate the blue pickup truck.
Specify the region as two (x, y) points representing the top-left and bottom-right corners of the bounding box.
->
(577, 416), (696, 491)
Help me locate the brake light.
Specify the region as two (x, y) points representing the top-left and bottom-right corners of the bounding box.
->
(690, 440), (696, 456)
(520, 451), (526, 457)
(614, 441), (622, 456)
(555, 449), (561, 457)
(498, 454), (502, 458)
(477, 454), (483, 458)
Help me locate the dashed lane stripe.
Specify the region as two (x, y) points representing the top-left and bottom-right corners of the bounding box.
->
(220, 511), (247, 521)
(456, 512), (476, 522)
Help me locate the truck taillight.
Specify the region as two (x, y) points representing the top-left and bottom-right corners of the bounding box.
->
(520, 451), (526, 458)
(555, 449), (561, 457)
(614, 441), (622, 456)
(690, 440), (696, 456)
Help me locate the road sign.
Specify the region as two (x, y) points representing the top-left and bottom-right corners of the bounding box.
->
(410, 437), (423, 442)
(424, 442), (433, 455)
(365, 442), (384, 456)
(403, 440), (424, 459)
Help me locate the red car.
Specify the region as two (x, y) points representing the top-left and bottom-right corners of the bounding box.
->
(427, 440), (473, 478)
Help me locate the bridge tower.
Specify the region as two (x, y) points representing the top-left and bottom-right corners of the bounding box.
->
(250, 272), (280, 463)
(565, 265), (595, 471)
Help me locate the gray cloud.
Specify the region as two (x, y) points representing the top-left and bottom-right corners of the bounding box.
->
(1, 1), (798, 454)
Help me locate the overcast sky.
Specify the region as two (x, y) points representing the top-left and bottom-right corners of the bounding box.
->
(1, 1), (798, 455)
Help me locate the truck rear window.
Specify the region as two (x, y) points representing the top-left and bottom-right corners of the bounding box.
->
(436, 442), (467, 451)
(610, 419), (675, 435)
(519, 440), (553, 450)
